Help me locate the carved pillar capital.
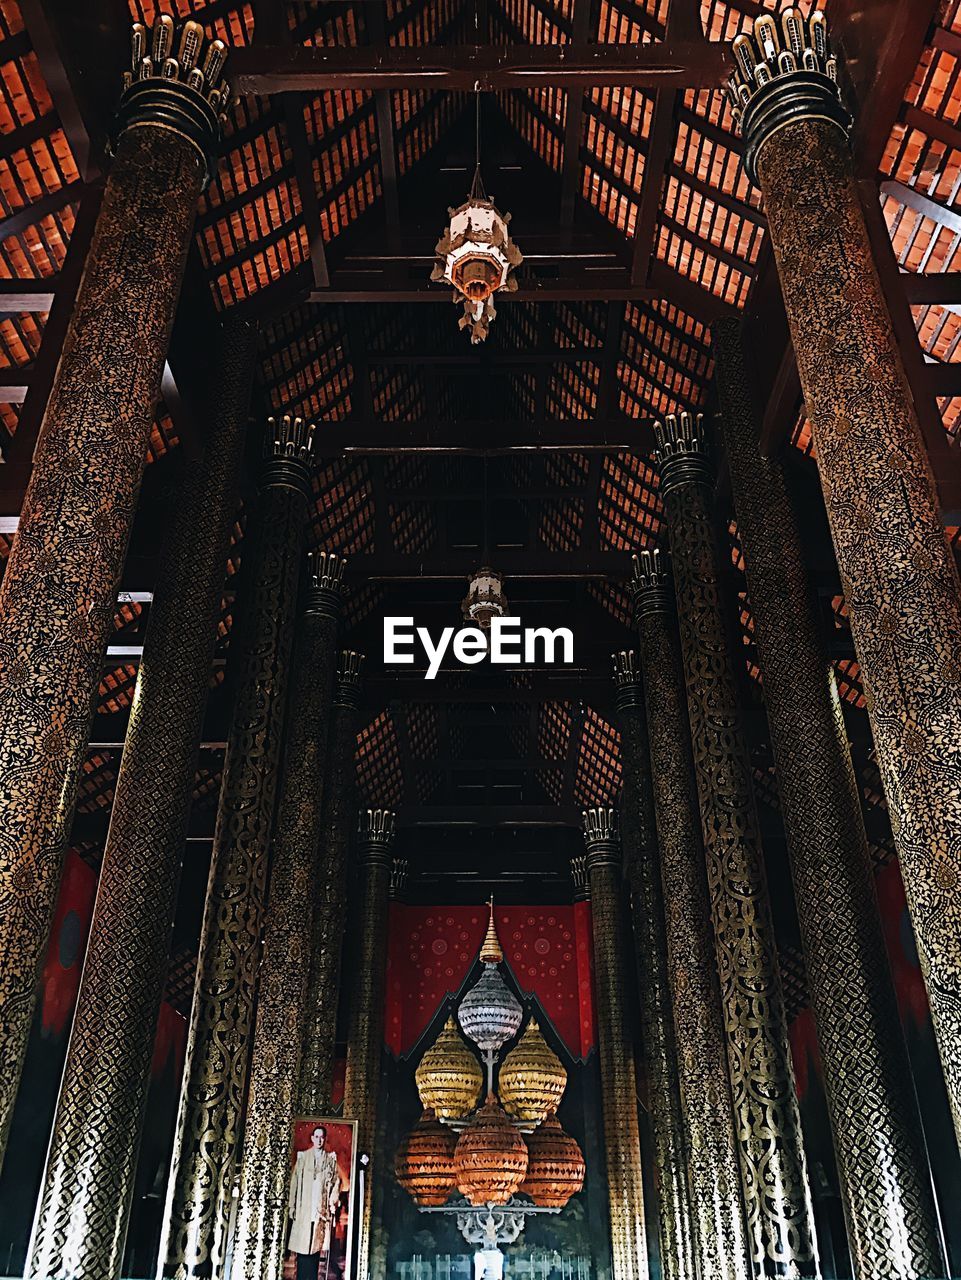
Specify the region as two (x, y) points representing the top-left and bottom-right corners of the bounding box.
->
(389, 857), (409, 900)
(570, 853), (590, 902)
(728, 9), (851, 186)
(116, 17), (229, 188)
(630, 547), (674, 627)
(260, 414), (317, 497)
(333, 649), (365, 711)
(304, 551), (348, 621)
(357, 808), (396, 872)
(652, 411), (713, 495)
(612, 650), (643, 714)
(581, 807), (620, 870)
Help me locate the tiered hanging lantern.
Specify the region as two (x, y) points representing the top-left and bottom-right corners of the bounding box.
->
(461, 567), (510, 631)
(431, 177), (522, 343)
(394, 1109), (458, 1207)
(458, 902), (523, 1053)
(519, 1114), (585, 1209)
(453, 1093), (530, 1206)
(415, 1017), (484, 1121)
(497, 1019), (567, 1124)
(430, 92), (522, 344)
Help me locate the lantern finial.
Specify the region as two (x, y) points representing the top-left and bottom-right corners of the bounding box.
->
(479, 897), (503, 965)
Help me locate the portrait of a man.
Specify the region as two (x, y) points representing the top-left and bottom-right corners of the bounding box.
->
(285, 1118), (357, 1280)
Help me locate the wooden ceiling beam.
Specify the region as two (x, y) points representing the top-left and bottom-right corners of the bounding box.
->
(903, 272), (961, 309)
(559, 0), (594, 232)
(834, 0), (944, 175)
(351, 548), (633, 578)
(630, 0), (699, 287)
(630, 87), (676, 287)
(252, 0), (329, 289)
(231, 40), (731, 96)
(310, 419), (654, 454)
(397, 805), (584, 827)
(0, 281), (57, 312)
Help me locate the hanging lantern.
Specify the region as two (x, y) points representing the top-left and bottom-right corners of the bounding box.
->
(498, 1019), (567, 1124)
(458, 903), (523, 1052)
(394, 1109), (458, 1207)
(415, 1016), (484, 1120)
(461, 567), (509, 630)
(519, 1114), (585, 1209)
(453, 1093), (529, 1206)
(431, 168), (522, 344)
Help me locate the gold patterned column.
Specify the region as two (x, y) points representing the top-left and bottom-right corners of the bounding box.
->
(652, 414), (819, 1277)
(343, 808), (400, 1280)
(26, 317), (256, 1280)
(631, 552), (752, 1280)
(579, 808), (650, 1280)
(730, 7), (961, 1152)
(298, 649), (365, 1114)
(712, 320), (944, 1278)
(0, 15), (228, 1163)
(233, 552), (348, 1280)
(159, 415), (316, 1280)
(613, 652), (697, 1280)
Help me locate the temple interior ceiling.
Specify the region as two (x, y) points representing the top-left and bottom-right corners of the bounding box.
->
(0, 0), (959, 1025)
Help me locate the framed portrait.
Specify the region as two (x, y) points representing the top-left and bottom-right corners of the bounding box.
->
(284, 1117), (358, 1280)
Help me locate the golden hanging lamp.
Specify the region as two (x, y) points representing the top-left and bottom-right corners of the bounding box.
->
(519, 1113), (586, 1209)
(394, 1109), (458, 1208)
(415, 1016), (484, 1121)
(453, 1093), (529, 1206)
(497, 1018), (567, 1124)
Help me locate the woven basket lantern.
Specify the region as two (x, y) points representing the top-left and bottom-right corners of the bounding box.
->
(519, 1114), (585, 1209)
(453, 1093), (529, 1206)
(415, 1016), (483, 1121)
(458, 902), (523, 1052)
(458, 964), (523, 1054)
(497, 1019), (567, 1124)
(394, 1109), (458, 1207)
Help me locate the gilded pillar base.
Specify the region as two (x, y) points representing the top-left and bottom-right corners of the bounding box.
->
(159, 417), (316, 1280)
(0, 15), (226, 1164)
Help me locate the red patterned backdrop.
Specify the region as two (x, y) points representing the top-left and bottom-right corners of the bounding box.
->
(385, 903), (596, 1060)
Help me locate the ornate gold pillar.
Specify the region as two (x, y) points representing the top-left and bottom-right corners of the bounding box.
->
(27, 317), (256, 1280)
(233, 552), (348, 1280)
(652, 414), (819, 1277)
(730, 8), (961, 1151)
(343, 808), (400, 1280)
(579, 808), (650, 1280)
(631, 552), (751, 1280)
(712, 320), (944, 1277)
(613, 652), (697, 1280)
(160, 415), (316, 1280)
(0, 15), (228, 1162)
(298, 649), (365, 1115)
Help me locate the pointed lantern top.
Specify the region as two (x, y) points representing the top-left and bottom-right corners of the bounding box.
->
(479, 897), (503, 965)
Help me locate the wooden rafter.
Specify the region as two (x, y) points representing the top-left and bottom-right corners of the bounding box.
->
(231, 40), (731, 96)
